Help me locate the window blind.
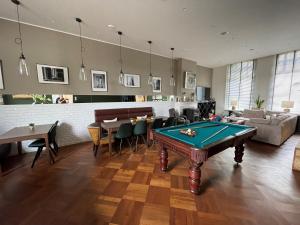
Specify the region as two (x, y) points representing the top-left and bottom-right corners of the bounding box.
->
(272, 51), (300, 112)
(225, 61), (254, 110)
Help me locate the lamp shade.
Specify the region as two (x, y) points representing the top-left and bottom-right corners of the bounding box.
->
(231, 100), (238, 107)
(281, 100), (294, 109)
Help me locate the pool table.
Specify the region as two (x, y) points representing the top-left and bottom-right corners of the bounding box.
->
(153, 121), (257, 194)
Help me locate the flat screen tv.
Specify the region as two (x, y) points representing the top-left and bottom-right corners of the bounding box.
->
(196, 86), (211, 101)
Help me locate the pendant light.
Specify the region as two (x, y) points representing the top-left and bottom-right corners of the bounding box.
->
(118, 31), (124, 85)
(170, 47), (176, 86)
(11, 0), (29, 76)
(147, 41), (153, 85)
(76, 17), (87, 81)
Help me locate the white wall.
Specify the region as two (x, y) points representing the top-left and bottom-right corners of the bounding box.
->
(211, 66), (227, 114)
(0, 101), (175, 153)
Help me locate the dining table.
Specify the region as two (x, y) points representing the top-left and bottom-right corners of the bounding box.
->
(100, 117), (168, 157)
(0, 124), (54, 164)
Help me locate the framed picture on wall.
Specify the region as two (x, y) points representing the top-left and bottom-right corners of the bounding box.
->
(91, 70), (107, 92)
(152, 76), (161, 93)
(124, 74), (140, 88)
(37, 64), (69, 84)
(184, 72), (196, 89)
(0, 60), (4, 89)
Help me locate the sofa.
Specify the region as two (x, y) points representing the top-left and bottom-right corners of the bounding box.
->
(238, 109), (298, 146)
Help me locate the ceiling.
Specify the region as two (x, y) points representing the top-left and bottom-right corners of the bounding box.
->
(1, 0), (300, 68)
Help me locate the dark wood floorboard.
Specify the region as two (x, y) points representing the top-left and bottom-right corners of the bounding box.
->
(1, 136), (300, 225)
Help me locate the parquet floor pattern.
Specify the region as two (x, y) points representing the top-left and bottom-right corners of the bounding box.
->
(1, 135), (300, 225)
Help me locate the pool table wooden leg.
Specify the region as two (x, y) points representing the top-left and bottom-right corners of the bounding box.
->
(234, 143), (245, 165)
(159, 146), (168, 172)
(189, 161), (203, 194)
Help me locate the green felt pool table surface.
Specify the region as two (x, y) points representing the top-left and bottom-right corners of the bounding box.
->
(155, 121), (252, 149)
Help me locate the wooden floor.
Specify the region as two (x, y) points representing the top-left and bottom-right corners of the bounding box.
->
(1, 136), (300, 225)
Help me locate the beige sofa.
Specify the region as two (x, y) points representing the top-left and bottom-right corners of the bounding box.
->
(241, 110), (297, 146)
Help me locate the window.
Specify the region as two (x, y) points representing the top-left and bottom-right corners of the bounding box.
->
(272, 51), (300, 112)
(225, 61), (255, 110)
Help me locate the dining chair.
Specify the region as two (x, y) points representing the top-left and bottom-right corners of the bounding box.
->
(87, 125), (114, 157)
(28, 121), (58, 168)
(133, 120), (147, 151)
(114, 123), (133, 154)
(148, 118), (163, 147)
(163, 117), (176, 127)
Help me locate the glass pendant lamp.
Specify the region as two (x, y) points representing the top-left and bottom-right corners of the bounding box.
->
(118, 31), (124, 85)
(76, 18), (87, 81)
(170, 48), (176, 86)
(147, 41), (153, 85)
(12, 0), (29, 76)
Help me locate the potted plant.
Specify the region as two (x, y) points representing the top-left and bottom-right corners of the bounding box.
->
(32, 94), (52, 104)
(255, 95), (265, 109)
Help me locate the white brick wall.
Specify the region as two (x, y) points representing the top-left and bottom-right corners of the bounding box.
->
(0, 101), (183, 153)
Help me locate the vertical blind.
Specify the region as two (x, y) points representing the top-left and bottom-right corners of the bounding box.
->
(272, 51), (300, 112)
(225, 61), (254, 110)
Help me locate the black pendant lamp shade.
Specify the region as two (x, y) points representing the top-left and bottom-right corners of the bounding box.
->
(11, 0), (29, 76)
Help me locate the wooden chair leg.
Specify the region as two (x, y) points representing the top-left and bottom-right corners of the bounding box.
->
(31, 147), (43, 168)
(94, 145), (99, 157)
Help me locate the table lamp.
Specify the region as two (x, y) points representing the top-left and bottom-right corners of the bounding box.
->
(281, 100), (294, 112)
(231, 100), (238, 110)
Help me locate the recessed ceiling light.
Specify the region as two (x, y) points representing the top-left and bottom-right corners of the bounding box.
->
(220, 31), (230, 36)
(107, 24), (115, 28)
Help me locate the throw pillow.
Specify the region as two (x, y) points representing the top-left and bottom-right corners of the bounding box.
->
(243, 109), (265, 119)
(103, 118), (118, 123)
(137, 115), (147, 120)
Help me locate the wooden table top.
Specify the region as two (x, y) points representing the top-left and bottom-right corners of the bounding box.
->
(0, 124), (53, 144)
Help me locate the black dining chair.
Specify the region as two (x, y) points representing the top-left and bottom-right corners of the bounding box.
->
(114, 123), (133, 154)
(148, 118), (164, 147)
(152, 118), (164, 130)
(29, 121), (59, 168)
(133, 120), (147, 151)
(163, 117), (176, 127)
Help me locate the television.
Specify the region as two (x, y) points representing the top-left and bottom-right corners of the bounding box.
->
(196, 86), (211, 101)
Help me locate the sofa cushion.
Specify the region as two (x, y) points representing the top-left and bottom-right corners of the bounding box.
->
(243, 109), (265, 119)
(270, 115), (289, 125)
(249, 118), (271, 125)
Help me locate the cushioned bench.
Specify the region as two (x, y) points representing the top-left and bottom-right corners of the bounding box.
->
(94, 107), (153, 122)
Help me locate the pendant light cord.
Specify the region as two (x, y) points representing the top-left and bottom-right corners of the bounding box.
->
(171, 49), (174, 77)
(149, 41), (152, 76)
(78, 22), (84, 66)
(119, 33), (123, 72)
(16, 4), (24, 54)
